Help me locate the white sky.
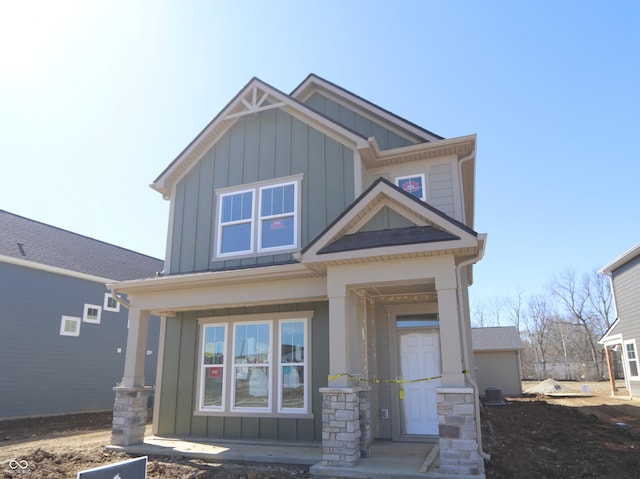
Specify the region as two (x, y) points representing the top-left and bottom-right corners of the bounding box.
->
(1, 1), (639, 306)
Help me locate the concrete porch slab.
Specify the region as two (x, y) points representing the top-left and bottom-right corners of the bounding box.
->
(109, 437), (485, 479)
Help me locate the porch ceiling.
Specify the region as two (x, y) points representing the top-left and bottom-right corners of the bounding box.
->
(353, 280), (437, 304)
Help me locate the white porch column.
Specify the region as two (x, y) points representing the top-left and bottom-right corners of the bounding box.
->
(328, 291), (351, 387)
(436, 274), (465, 387)
(120, 309), (150, 387)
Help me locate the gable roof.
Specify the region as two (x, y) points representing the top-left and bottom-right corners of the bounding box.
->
(0, 210), (163, 281)
(472, 326), (524, 351)
(151, 76), (369, 198)
(291, 73), (444, 143)
(600, 241), (640, 275)
(299, 177), (481, 265)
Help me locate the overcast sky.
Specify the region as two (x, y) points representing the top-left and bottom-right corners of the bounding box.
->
(1, 1), (638, 307)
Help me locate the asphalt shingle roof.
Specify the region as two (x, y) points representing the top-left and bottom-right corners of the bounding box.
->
(318, 226), (459, 254)
(472, 326), (524, 351)
(0, 210), (163, 281)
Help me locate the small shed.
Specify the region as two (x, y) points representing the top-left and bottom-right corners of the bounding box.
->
(472, 326), (524, 397)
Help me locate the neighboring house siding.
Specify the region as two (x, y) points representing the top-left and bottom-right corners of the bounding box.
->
(474, 351), (522, 397)
(169, 109), (355, 274)
(156, 302), (329, 442)
(303, 92), (416, 150)
(0, 262), (160, 418)
(611, 255), (640, 339)
(611, 255), (640, 396)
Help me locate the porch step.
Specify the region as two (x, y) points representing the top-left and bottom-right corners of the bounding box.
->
(419, 444), (439, 473)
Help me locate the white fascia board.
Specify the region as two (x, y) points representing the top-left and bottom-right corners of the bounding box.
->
(107, 262), (319, 295)
(0, 255), (112, 284)
(308, 239), (480, 265)
(361, 134), (476, 167)
(600, 242), (640, 274)
(598, 318), (622, 344)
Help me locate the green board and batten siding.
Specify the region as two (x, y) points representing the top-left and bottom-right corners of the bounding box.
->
(156, 302), (329, 442)
(169, 108), (355, 275)
(304, 92), (419, 150)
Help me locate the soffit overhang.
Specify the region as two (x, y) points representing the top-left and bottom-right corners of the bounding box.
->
(150, 77), (369, 198)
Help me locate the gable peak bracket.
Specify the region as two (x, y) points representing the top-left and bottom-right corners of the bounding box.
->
(225, 85), (286, 120)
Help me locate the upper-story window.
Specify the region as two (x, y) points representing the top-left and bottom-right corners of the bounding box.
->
(216, 176), (301, 258)
(396, 174), (426, 201)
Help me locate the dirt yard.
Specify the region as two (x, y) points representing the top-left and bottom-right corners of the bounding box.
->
(482, 381), (640, 478)
(1, 381), (639, 478)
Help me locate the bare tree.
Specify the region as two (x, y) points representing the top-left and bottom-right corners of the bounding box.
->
(548, 268), (604, 378)
(588, 269), (614, 335)
(526, 295), (553, 379)
(504, 288), (525, 332)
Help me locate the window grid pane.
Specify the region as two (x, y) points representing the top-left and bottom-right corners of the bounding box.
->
(396, 174), (426, 200)
(233, 323), (271, 410)
(279, 320), (305, 410)
(202, 325), (226, 408)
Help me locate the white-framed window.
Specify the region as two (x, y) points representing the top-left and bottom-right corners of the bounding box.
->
(60, 316), (81, 337)
(396, 174), (426, 201)
(215, 176), (301, 258)
(198, 311), (311, 416)
(232, 321), (272, 412)
(104, 292), (120, 312)
(624, 339), (640, 378)
(83, 304), (102, 324)
(278, 319), (308, 413)
(201, 324), (227, 410)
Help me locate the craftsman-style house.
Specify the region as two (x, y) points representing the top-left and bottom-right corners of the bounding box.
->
(108, 75), (488, 477)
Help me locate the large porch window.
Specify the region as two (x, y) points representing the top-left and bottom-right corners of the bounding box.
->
(198, 311), (311, 416)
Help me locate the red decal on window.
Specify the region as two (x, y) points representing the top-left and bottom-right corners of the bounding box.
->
(271, 219), (284, 229)
(208, 367), (222, 378)
(403, 181), (420, 193)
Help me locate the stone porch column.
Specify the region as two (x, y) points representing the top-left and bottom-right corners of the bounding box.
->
(320, 386), (370, 467)
(436, 388), (484, 476)
(111, 308), (151, 446)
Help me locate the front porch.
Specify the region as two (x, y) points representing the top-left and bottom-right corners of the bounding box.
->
(111, 435), (485, 479)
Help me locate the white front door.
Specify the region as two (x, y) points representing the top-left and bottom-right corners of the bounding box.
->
(398, 328), (441, 435)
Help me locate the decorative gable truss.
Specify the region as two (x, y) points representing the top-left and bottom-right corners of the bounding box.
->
(223, 84), (287, 120)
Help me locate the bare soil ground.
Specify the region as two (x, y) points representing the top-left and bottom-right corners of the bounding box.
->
(1, 381), (639, 478)
(482, 381), (640, 478)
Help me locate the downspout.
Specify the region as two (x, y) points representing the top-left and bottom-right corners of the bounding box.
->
(456, 235), (490, 461)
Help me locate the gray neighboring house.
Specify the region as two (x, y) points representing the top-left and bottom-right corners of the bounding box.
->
(600, 242), (640, 398)
(472, 326), (523, 397)
(0, 210), (163, 419)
